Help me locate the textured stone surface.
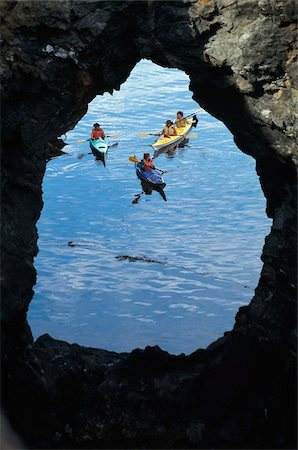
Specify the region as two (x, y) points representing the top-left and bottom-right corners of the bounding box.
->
(1, 1), (297, 448)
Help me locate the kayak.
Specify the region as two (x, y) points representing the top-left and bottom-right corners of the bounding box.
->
(151, 120), (193, 152)
(89, 138), (108, 165)
(153, 138), (189, 159)
(135, 164), (166, 189)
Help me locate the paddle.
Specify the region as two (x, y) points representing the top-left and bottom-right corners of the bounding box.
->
(128, 155), (141, 163)
(128, 156), (167, 174)
(76, 138), (90, 144)
(137, 110), (199, 137)
(77, 142), (118, 159)
(76, 132), (118, 144)
(137, 132), (161, 137)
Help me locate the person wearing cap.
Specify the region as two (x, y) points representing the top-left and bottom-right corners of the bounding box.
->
(90, 123), (106, 139)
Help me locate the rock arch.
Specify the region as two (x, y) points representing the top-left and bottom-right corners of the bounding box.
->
(1, 1), (296, 448)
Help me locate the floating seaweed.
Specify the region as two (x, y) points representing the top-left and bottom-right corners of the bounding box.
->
(115, 255), (166, 264)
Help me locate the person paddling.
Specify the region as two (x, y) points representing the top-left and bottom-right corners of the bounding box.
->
(137, 153), (156, 171)
(90, 123), (106, 139)
(162, 120), (177, 138)
(175, 111), (188, 128)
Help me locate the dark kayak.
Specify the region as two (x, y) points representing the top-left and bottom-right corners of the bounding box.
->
(135, 164), (166, 189)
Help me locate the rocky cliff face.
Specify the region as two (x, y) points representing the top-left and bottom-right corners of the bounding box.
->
(1, 1), (297, 448)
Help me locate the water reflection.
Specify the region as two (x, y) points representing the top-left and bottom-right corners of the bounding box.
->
(90, 147), (107, 166)
(153, 137), (189, 159)
(29, 60), (270, 355)
(132, 179), (167, 203)
(141, 179), (167, 201)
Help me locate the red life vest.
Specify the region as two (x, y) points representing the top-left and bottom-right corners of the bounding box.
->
(91, 128), (105, 139)
(142, 159), (155, 171)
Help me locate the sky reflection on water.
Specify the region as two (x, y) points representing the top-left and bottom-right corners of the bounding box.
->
(28, 60), (271, 355)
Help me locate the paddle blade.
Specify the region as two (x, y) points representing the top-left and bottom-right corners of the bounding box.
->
(129, 156), (139, 163)
(76, 139), (88, 144)
(137, 133), (151, 137)
(186, 133), (198, 138)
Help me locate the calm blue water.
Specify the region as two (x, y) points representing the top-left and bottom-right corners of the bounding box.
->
(28, 60), (271, 355)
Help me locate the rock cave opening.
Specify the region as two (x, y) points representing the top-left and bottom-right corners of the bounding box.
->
(1, 1), (296, 447)
(27, 59), (271, 356)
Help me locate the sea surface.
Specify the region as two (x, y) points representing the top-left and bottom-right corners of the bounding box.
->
(28, 59), (271, 355)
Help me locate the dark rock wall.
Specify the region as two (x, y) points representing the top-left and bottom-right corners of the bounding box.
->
(1, 1), (297, 448)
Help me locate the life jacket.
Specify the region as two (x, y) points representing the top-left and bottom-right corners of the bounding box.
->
(163, 125), (176, 136)
(175, 117), (187, 128)
(139, 159), (155, 171)
(91, 128), (105, 139)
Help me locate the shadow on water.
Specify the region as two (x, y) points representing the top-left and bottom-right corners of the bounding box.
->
(132, 179), (167, 203)
(153, 137), (189, 160)
(91, 142), (119, 166)
(90, 147), (107, 166)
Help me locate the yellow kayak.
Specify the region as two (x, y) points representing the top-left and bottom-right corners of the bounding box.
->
(151, 120), (193, 152)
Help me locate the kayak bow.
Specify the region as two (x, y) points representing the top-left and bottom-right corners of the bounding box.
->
(89, 138), (108, 165)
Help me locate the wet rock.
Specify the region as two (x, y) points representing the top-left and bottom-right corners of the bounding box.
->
(1, 0), (297, 448)
(47, 139), (68, 159)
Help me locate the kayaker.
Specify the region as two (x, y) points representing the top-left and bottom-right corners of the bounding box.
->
(163, 120), (177, 138)
(90, 123), (106, 139)
(175, 111), (188, 128)
(138, 153), (156, 171)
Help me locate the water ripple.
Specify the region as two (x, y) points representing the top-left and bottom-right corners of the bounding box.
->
(28, 60), (270, 355)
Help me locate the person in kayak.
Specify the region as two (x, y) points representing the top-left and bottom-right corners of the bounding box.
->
(163, 120), (177, 138)
(175, 111), (188, 128)
(138, 153), (156, 171)
(90, 123), (106, 139)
